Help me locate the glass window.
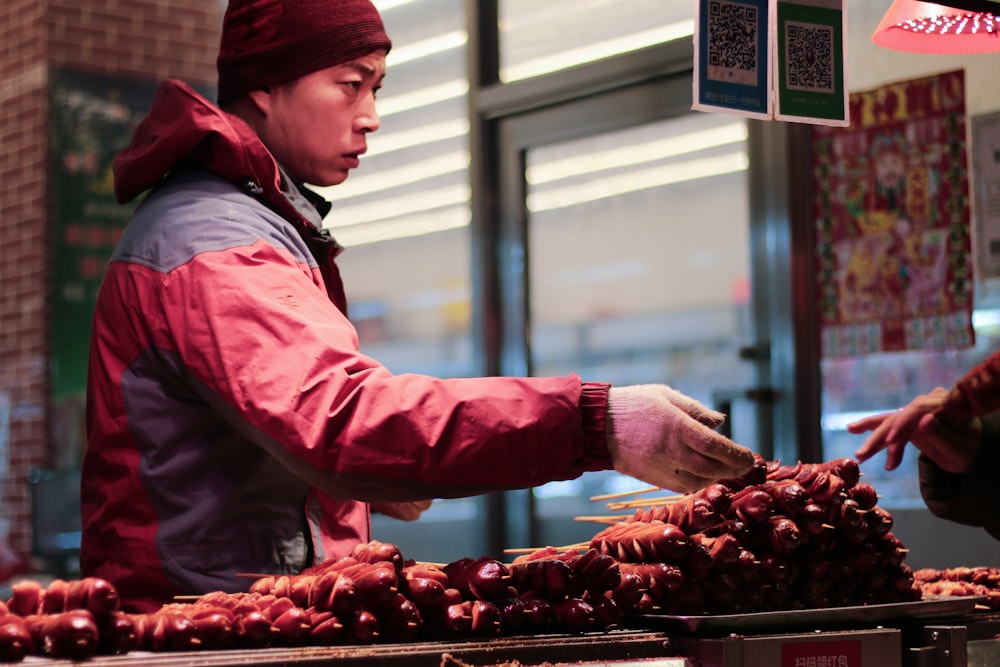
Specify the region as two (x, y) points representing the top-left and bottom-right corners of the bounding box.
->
(499, 0), (694, 82)
(312, 0), (480, 563)
(525, 112), (755, 549)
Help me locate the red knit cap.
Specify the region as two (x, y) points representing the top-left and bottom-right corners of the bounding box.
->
(216, 0), (392, 103)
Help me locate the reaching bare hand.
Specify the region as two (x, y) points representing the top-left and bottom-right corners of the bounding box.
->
(848, 387), (981, 474)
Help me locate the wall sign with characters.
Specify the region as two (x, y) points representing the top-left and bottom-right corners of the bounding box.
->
(812, 70), (974, 358)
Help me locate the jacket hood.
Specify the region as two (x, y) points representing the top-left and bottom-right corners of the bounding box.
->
(112, 79), (349, 312)
(113, 79), (281, 205)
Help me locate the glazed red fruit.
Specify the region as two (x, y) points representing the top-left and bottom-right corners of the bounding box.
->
(443, 557), (512, 602)
(0, 616), (32, 662)
(36, 610), (100, 661)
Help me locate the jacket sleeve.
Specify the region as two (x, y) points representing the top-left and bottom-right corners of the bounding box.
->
(156, 231), (614, 503)
(918, 411), (1000, 540)
(936, 348), (1000, 422)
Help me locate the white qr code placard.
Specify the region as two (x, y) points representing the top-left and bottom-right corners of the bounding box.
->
(973, 111), (1000, 279)
(694, 0), (771, 119)
(707, 0), (761, 86)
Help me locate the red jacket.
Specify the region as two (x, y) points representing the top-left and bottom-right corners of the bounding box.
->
(83, 80), (612, 612)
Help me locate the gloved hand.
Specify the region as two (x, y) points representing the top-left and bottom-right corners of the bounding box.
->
(371, 500), (433, 521)
(606, 384), (755, 493)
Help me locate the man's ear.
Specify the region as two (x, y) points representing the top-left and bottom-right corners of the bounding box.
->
(246, 88), (272, 116)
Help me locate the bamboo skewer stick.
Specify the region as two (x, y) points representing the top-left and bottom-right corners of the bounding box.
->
(573, 515), (629, 524)
(589, 486), (663, 502)
(605, 495), (684, 511)
(503, 541), (590, 555)
(235, 561), (448, 581)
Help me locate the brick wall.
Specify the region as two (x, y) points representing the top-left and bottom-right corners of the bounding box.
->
(0, 0), (52, 560)
(0, 0), (221, 559)
(48, 0), (222, 82)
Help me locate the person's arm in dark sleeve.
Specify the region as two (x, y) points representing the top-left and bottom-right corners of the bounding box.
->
(919, 411), (1000, 540)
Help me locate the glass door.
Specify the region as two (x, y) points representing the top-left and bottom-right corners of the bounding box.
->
(495, 74), (768, 552)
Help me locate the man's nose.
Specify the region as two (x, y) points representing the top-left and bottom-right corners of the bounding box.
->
(358, 96), (381, 133)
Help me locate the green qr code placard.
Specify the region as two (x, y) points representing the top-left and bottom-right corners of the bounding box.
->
(775, 0), (848, 125)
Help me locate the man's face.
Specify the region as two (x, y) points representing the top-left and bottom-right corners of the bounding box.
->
(259, 50), (387, 187)
(875, 150), (905, 191)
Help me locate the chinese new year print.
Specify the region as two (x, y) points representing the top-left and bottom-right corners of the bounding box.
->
(812, 69), (974, 358)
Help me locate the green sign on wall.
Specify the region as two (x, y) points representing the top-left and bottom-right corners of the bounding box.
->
(48, 69), (161, 404)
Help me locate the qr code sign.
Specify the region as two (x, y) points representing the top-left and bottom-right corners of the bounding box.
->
(707, 0), (759, 86)
(785, 20), (834, 93)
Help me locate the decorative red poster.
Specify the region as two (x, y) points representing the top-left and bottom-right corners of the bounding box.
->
(812, 69), (974, 358)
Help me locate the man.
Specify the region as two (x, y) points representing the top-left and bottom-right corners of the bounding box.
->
(82, 0), (755, 612)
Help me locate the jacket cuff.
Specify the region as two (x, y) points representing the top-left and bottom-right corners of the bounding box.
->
(919, 413), (1000, 537)
(579, 381), (612, 470)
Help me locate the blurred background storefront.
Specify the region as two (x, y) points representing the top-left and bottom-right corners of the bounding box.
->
(0, 0), (998, 580)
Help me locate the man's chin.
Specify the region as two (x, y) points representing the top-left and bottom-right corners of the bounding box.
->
(317, 171), (351, 188)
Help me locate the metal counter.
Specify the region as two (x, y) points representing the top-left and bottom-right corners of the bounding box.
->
(17, 598), (1000, 667)
(16, 631), (682, 667)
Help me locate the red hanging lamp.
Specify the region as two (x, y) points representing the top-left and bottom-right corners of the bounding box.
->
(872, 0), (1000, 53)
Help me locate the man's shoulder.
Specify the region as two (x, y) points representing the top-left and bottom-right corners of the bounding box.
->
(112, 169), (309, 272)
(147, 169), (267, 214)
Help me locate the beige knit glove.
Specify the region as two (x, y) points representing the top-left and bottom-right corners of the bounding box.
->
(606, 384), (755, 493)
